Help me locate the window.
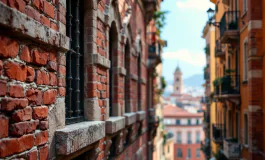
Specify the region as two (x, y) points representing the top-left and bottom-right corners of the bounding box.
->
(187, 148), (191, 158)
(196, 132), (200, 144)
(188, 119), (191, 125)
(243, 41), (248, 81)
(196, 148), (200, 158)
(196, 119), (199, 125)
(137, 46), (141, 111)
(176, 78), (179, 82)
(66, 0), (85, 124)
(243, 0), (247, 12)
(109, 22), (118, 116)
(177, 132), (182, 144)
(244, 114), (248, 145)
(176, 119), (180, 125)
(187, 132), (192, 144)
(168, 145), (170, 153)
(125, 41), (130, 112)
(177, 148), (182, 157)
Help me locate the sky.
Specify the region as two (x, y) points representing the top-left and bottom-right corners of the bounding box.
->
(160, 0), (214, 81)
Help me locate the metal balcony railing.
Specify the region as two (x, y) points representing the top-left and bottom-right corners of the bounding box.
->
(220, 11), (240, 38)
(215, 40), (225, 57)
(214, 75), (240, 95)
(212, 123), (224, 142)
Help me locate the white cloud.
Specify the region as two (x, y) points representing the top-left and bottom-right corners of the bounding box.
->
(162, 49), (206, 67)
(176, 0), (213, 12)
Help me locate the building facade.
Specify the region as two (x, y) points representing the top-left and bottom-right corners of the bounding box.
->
(163, 105), (205, 160)
(0, 0), (164, 159)
(201, 22), (216, 158)
(205, 0), (265, 159)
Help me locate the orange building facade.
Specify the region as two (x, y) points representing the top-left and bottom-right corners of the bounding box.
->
(207, 0), (265, 159)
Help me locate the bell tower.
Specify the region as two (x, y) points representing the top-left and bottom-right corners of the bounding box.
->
(174, 65), (183, 94)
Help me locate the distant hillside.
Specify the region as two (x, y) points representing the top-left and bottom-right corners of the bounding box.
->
(183, 74), (204, 87)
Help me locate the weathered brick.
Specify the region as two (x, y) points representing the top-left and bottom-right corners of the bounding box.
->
(27, 149), (38, 160)
(0, 80), (7, 96)
(58, 65), (66, 76)
(0, 115), (8, 138)
(32, 49), (48, 65)
(35, 130), (48, 146)
(43, 89), (57, 104)
(32, 0), (43, 10)
(1, 98), (28, 111)
(26, 66), (35, 82)
(36, 70), (49, 85)
(58, 87), (65, 96)
(33, 106), (48, 120)
(58, 77), (66, 87)
(9, 84), (24, 98)
(46, 61), (57, 71)
(58, 54), (65, 65)
(0, 0), (7, 5)
(49, 72), (57, 86)
(39, 145), (48, 160)
(0, 134), (34, 158)
(20, 46), (31, 63)
(4, 61), (27, 81)
(26, 6), (40, 21)
(51, 22), (58, 31)
(0, 60), (2, 75)
(43, 1), (54, 18)
(40, 15), (50, 27)
(0, 35), (19, 58)
(39, 121), (48, 130)
(12, 106), (32, 122)
(8, 0), (26, 13)
(26, 89), (42, 105)
(49, 51), (56, 62)
(57, 12), (66, 24)
(10, 120), (39, 136)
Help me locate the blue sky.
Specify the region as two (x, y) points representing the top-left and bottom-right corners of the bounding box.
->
(161, 0), (214, 80)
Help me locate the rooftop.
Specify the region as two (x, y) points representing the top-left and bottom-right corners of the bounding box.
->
(163, 105), (203, 118)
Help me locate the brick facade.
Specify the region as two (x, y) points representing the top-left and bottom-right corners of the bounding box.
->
(0, 0), (161, 159)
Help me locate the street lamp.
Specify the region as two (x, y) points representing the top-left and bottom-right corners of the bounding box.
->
(207, 8), (219, 27)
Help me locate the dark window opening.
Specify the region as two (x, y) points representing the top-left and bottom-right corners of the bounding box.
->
(66, 0), (84, 124)
(109, 22), (118, 116)
(137, 52), (141, 111)
(125, 42), (130, 112)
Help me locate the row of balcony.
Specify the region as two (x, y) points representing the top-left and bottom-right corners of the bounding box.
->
(212, 124), (241, 159)
(213, 75), (240, 96)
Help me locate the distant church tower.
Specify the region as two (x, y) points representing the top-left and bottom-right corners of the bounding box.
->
(174, 65), (183, 94)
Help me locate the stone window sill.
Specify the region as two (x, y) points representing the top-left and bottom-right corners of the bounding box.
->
(55, 121), (105, 155)
(136, 111), (146, 121)
(124, 112), (137, 126)
(106, 117), (125, 134)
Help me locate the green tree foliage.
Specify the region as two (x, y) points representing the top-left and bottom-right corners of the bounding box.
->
(153, 11), (169, 36)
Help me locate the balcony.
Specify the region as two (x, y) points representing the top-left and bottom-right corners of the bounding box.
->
(215, 40), (225, 58)
(220, 11), (240, 43)
(223, 139), (241, 159)
(212, 124), (224, 143)
(214, 75), (240, 104)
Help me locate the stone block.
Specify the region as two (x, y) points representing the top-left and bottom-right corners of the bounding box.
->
(136, 111), (146, 121)
(55, 121), (105, 155)
(124, 112), (137, 126)
(106, 117), (125, 134)
(84, 98), (100, 121)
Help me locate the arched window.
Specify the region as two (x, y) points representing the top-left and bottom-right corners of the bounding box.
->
(125, 41), (130, 112)
(109, 22), (118, 116)
(66, 0), (84, 124)
(137, 42), (142, 111)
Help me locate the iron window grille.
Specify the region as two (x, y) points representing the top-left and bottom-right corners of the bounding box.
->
(65, 0), (84, 124)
